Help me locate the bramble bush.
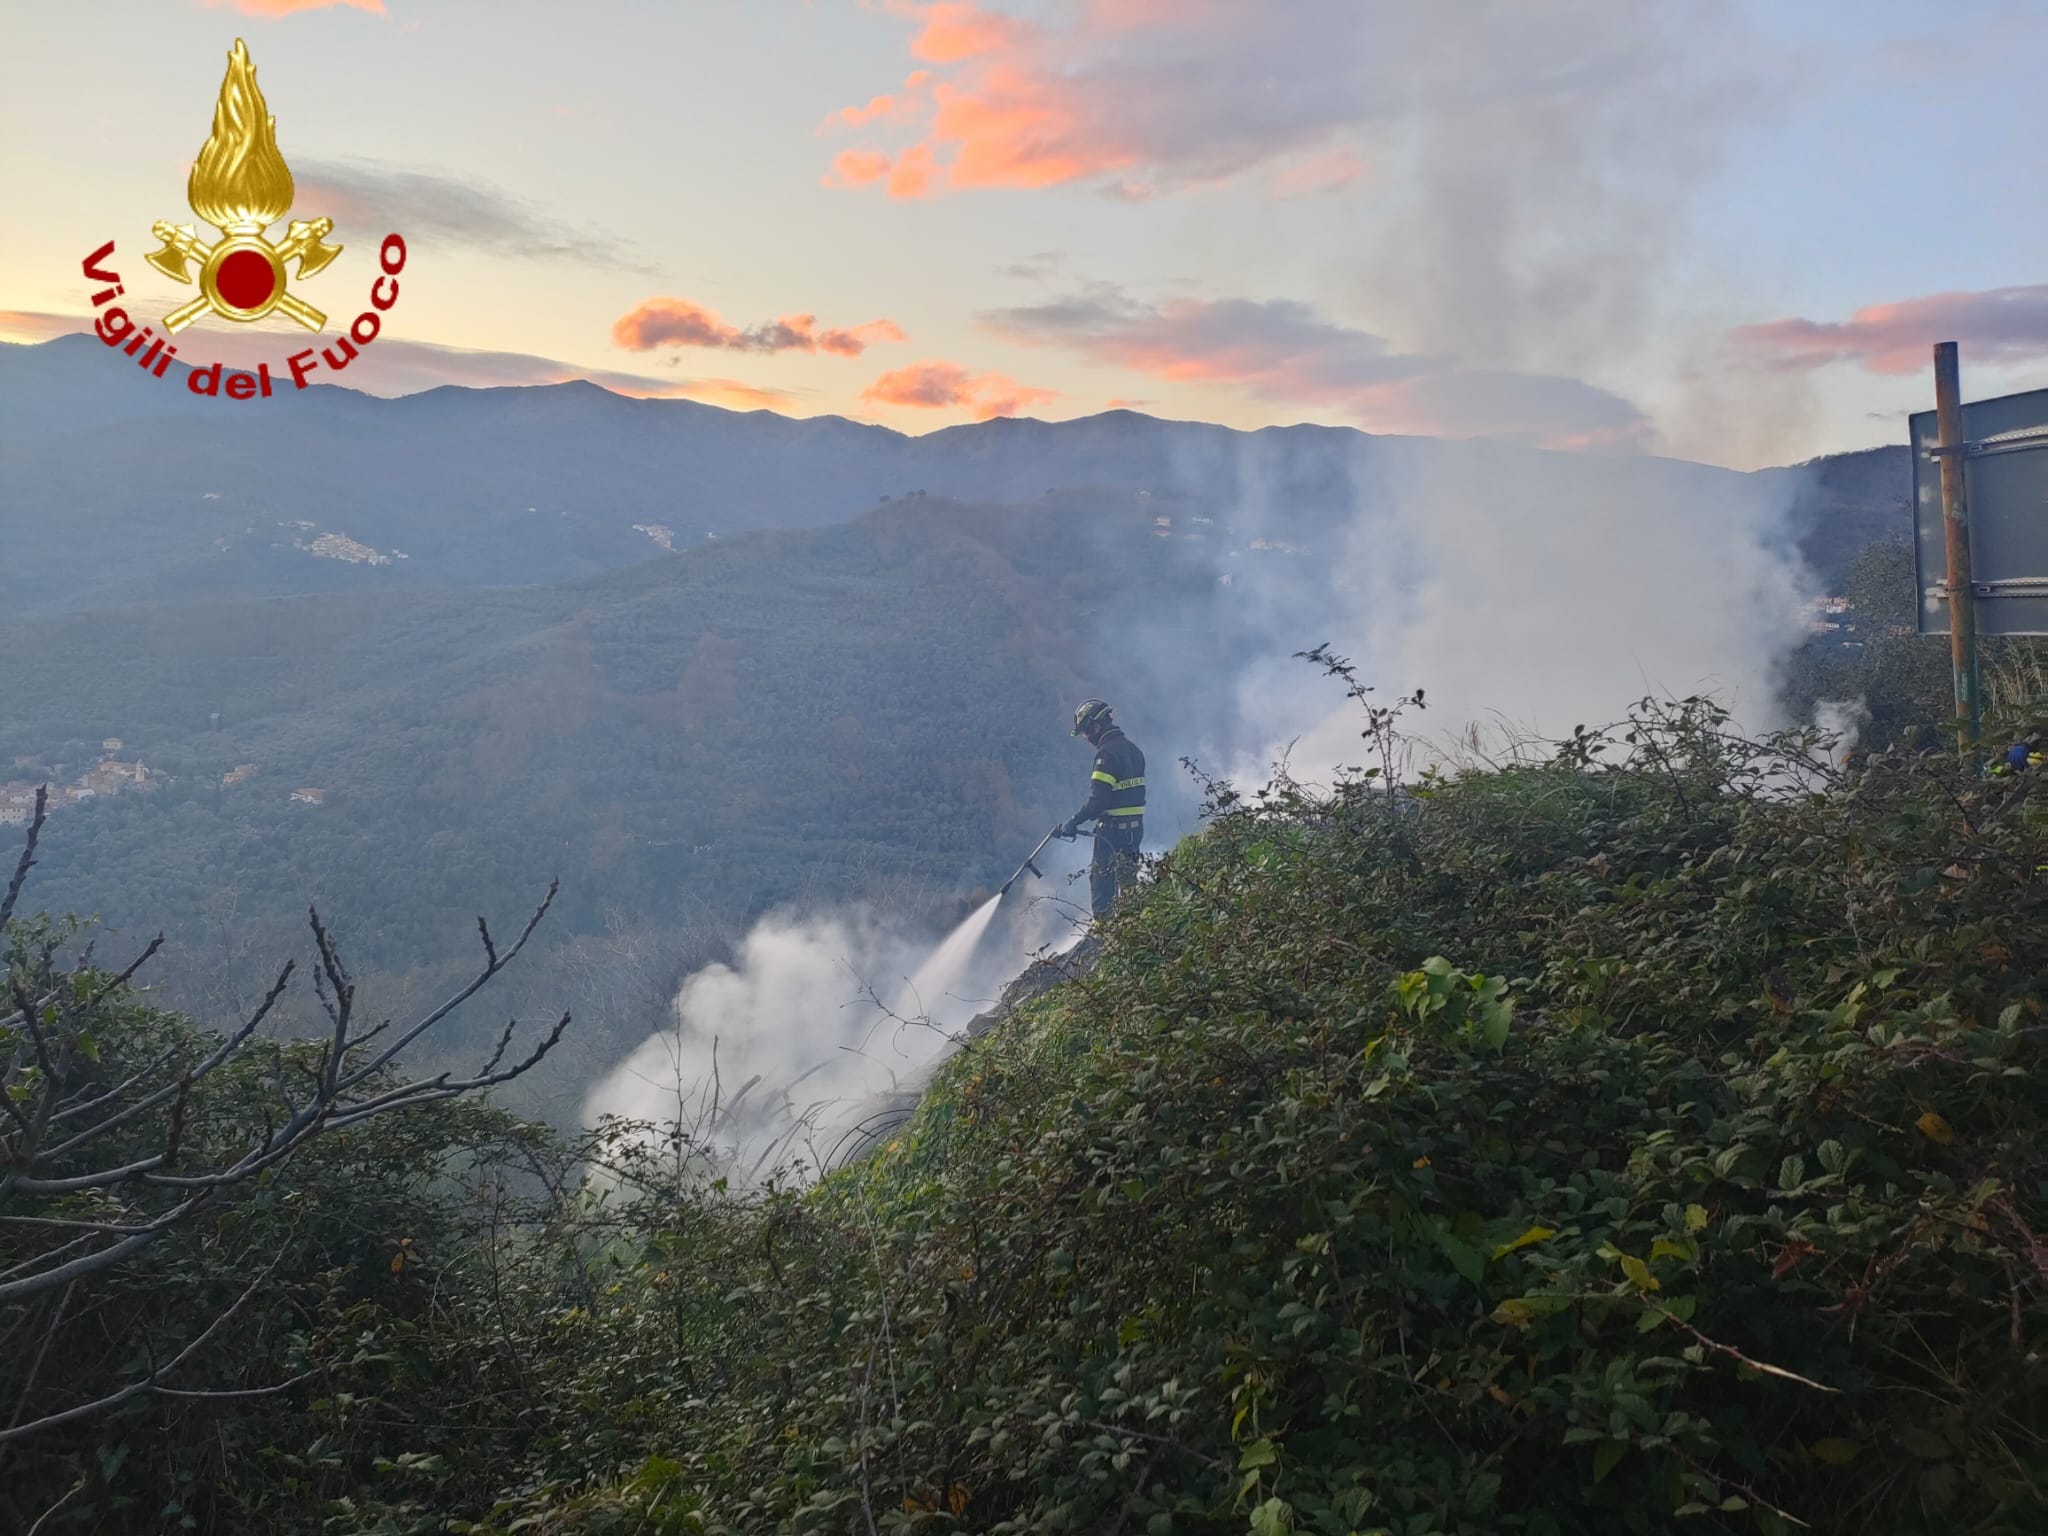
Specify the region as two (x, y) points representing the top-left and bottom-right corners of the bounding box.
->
(7, 694), (2045, 1533)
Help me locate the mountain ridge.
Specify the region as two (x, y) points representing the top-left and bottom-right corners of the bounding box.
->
(4, 334), (1908, 610)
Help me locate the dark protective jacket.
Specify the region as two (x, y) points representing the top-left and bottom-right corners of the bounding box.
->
(1071, 726), (1145, 830)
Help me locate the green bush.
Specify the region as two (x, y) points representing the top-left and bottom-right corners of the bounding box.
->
(9, 697), (2046, 1533)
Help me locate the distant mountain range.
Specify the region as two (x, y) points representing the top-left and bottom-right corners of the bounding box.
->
(0, 331), (1916, 1106)
(2, 334), (1908, 613)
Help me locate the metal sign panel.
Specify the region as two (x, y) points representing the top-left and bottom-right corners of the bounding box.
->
(1912, 385), (2048, 635)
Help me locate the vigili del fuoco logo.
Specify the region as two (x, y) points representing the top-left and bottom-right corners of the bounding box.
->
(81, 38), (408, 400)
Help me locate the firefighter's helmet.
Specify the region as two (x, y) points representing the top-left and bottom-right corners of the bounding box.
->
(1072, 698), (1114, 737)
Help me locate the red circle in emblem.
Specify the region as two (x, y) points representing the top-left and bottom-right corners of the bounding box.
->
(215, 249), (278, 311)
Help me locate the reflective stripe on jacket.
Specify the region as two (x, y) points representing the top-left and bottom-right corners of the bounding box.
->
(1074, 727), (1145, 826)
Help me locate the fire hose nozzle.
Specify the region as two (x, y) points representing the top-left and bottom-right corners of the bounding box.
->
(1000, 827), (1065, 897)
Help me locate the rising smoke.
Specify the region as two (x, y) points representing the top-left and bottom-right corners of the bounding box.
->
(585, 423), (1827, 1176)
(582, 882), (1083, 1180)
(1183, 438), (1815, 785)
(584, 3), (1830, 1160)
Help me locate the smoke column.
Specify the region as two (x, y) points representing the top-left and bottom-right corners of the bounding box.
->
(581, 886), (1077, 1181)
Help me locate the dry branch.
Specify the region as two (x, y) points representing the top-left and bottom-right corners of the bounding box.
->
(0, 805), (570, 1441)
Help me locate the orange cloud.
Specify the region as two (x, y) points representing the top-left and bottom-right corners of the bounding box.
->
(678, 378), (799, 411)
(931, 67), (1125, 190)
(612, 299), (906, 357)
(202, 0), (385, 15)
(888, 143), (941, 198)
(910, 0), (1030, 62)
(829, 1), (1381, 199)
(1729, 285), (2048, 376)
(829, 149), (894, 187)
(832, 73), (932, 130)
(862, 359), (1058, 418)
(613, 299), (746, 351)
(0, 310), (86, 341)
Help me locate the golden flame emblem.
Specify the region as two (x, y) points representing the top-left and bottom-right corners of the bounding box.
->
(146, 39), (342, 334)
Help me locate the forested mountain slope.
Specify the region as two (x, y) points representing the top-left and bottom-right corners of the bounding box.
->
(3, 335), (1906, 612)
(0, 490), (1221, 1076)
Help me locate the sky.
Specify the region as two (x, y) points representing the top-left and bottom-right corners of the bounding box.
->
(2, 0), (2044, 468)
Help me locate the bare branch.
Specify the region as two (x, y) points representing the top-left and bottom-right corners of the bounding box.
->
(0, 1212), (178, 1235)
(0, 842), (569, 1442)
(36, 962), (291, 1164)
(63, 932), (166, 1023)
(0, 1208), (201, 1305)
(24, 1476), (85, 1536)
(308, 907), (356, 1093)
(5, 1151), (172, 1195)
(6, 1281), (75, 1433)
(0, 1243), (289, 1444)
(0, 1230), (97, 1283)
(0, 785), (47, 933)
(478, 1014), (522, 1078)
(51, 1034), (178, 1126)
(150, 1370), (314, 1402)
(337, 878), (559, 1092)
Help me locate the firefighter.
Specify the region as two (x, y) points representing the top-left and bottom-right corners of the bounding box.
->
(1055, 698), (1145, 921)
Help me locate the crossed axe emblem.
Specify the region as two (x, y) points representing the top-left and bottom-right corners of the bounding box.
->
(146, 216), (343, 334)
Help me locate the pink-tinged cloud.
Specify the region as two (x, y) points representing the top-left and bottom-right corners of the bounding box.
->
(201, 0), (384, 15)
(908, 0), (1030, 62)
(612, 300), (746, 351)
(828, 0), (1383, 199)
(1269, 145), (1369, 200)
(888, 143), (941, 198)
(829, 149), (894, 187)
(681, 378), (799, 411)
(862, 359), (1058, 418)
(0, 310), (85, 341)
(831, 73), (932, 129)
(982, 287), (1649, 450)
(1730, 285), (2048, 376)
(612, 299), (906, 357)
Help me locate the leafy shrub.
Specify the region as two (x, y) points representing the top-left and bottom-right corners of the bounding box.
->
(11, 697), (2047, 1533)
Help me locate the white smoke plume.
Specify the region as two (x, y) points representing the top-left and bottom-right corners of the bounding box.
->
(1290, 443), (1811, 779)
(1813, 697), (1871, 765)
(581, 884), (1083, 1181)
(1134, 433), (1817, 793)
(586, 4), (1829, 1163)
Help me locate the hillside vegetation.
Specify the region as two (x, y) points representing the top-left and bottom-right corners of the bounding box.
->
(0, 336), (1897, 611)
(0, 489), (1229, 1106)
(5, 694), (2042, 1533)
(1, 329), (1914, 1120)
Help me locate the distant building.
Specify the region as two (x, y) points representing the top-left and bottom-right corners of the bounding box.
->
(290, 787), (327, 805)
(102, 737), (122, 752)
(1802, 595), (1854, 635)
(223, 763), (260, 786)
(0, 806), (26, 826)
